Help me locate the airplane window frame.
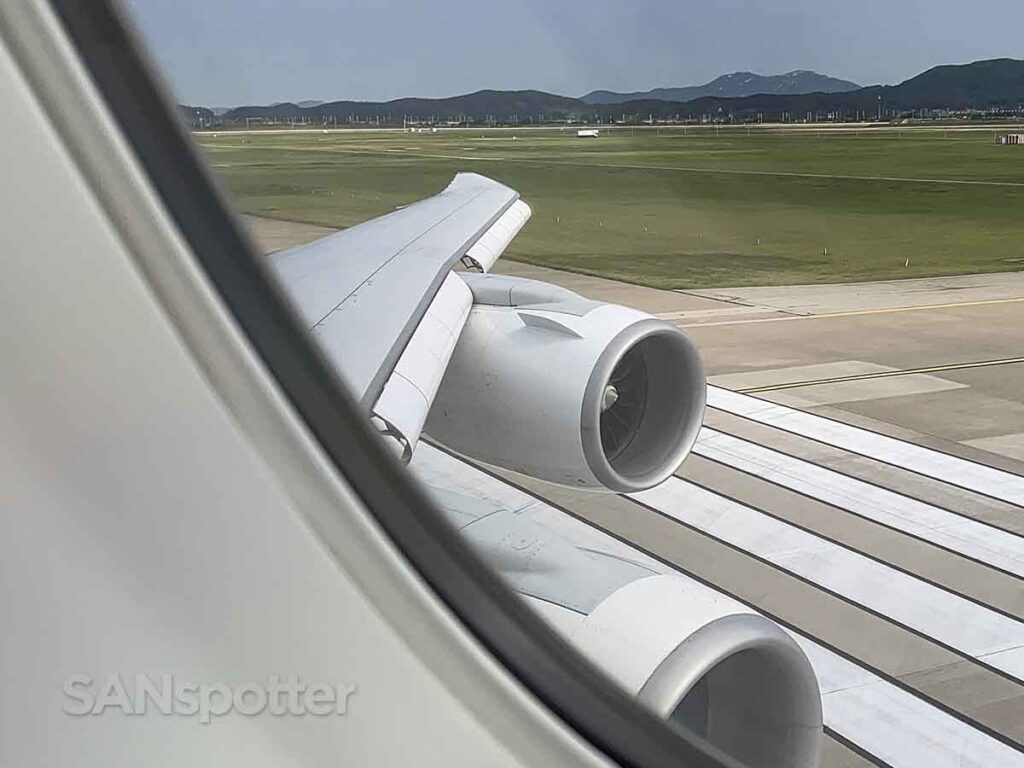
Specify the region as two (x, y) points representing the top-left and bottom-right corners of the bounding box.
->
(45, 2), (740, 766)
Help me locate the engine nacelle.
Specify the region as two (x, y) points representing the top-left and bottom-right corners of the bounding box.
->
(557, 576), (823, 768)
(420, 478), (824, 768)
(426, 276), (705, 492)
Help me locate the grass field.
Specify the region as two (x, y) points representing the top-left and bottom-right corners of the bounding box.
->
(197, 126), (1024, 288)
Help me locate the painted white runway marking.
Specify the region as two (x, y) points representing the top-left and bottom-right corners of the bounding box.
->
(795, 640), (1023, 768)
(411, 445), (1024, 768)
(632, 478), (1024, 681)
(707, 386), (1024, 507)
(694, 428), (1024, 577)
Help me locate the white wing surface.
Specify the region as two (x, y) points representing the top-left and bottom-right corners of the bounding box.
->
(271, 173), (522, 403)
(270, 172), (529, 455)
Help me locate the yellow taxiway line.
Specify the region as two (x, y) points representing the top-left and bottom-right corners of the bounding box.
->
(679, 296), (1024, 328)
(739, 357), (1024, 393)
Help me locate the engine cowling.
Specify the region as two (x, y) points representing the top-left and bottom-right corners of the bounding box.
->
(426, 275), (705, 492)
(419, 482), (824, 768)
(544, 575), (823, 768)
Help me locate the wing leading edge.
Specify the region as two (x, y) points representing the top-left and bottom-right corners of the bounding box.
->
(270, 173), (532, 457)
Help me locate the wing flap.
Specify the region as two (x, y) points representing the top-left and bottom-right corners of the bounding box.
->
(462, 199), (532, 272)
(372, 272), (472, 459)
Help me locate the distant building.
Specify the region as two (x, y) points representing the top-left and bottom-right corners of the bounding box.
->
(576, 129), (600, 138)
(998, 134), (1024, 145)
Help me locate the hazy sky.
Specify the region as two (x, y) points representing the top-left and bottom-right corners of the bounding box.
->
(125, 0), (1024, 106)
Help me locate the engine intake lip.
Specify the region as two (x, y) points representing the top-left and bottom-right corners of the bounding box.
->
(581, 319), (705, 493)
(639, 614), (823, 768)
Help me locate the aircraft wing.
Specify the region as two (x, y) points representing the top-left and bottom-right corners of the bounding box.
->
(266, 170), (821, 764)
(270, 172), (531, 458)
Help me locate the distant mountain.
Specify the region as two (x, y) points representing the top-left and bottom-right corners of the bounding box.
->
(882, 58), (1024, 109)
(582, 70), (861, 105)
(628, 58), (1024, 120)
(193, 58), (1024, 126)
(268, 99), (323, 109)
(225, 89), (582, 123)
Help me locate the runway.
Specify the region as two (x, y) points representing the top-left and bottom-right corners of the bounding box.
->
(731, 357), (1024, 393)
(445, 264), (1024, 766)
(707, 387), (1024, 506)
(250, 215), (1024, 767)
(694, 428), (1024, 577)
(411, 441), (1024, 768)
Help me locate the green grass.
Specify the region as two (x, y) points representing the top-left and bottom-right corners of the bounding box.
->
(198, 126), (1024, 289)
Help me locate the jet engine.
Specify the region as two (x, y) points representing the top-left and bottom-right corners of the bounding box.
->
(552, 575), (823, 768)
(420, 485), (824, 768)
(426, 275), (705, 492)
